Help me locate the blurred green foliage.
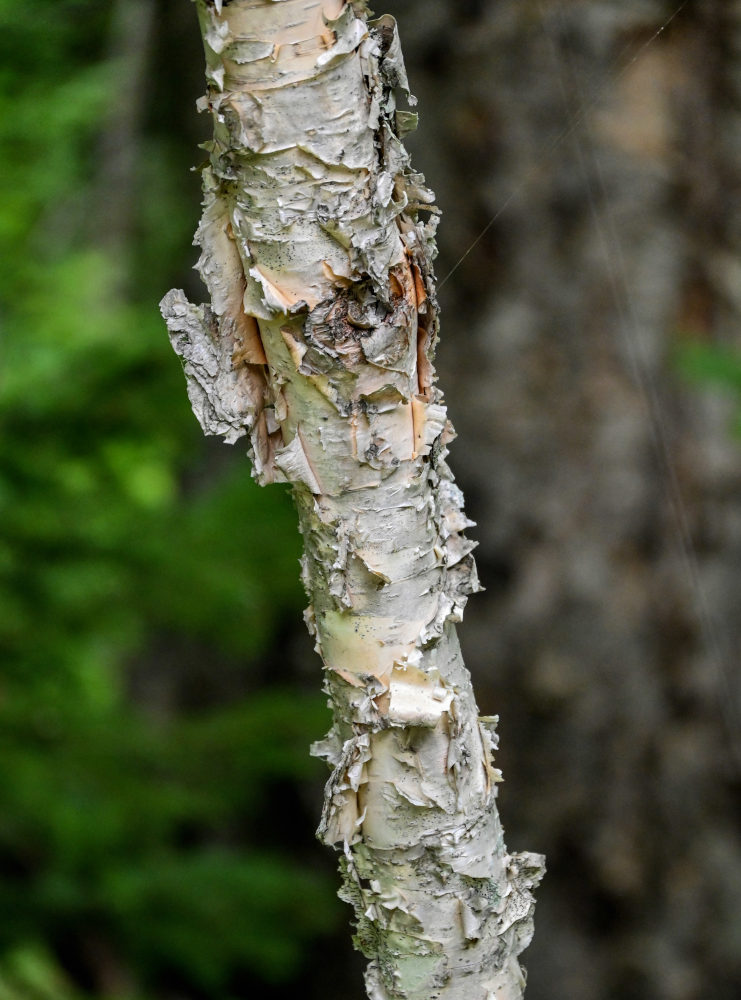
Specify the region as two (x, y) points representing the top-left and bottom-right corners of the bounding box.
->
(0, 2), (337, 997)
(676, 341), (741, 437)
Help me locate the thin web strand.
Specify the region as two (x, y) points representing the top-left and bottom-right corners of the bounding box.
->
(541, 0), (741, 769)
(438, 0), (689, 290)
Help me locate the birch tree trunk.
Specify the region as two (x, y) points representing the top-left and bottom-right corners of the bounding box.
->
(161, 2), (543, 997)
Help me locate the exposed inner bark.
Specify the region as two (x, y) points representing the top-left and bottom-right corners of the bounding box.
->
(161, 2), (543, 997)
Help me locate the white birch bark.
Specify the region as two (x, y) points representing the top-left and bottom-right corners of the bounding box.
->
(161, 2), (543, 996)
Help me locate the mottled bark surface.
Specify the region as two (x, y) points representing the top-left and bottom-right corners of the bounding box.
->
(162, 2), (542, 998)
(392, 2), (741, 999)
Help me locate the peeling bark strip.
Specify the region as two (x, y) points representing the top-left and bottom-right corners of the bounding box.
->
(161, 1), (543, 996)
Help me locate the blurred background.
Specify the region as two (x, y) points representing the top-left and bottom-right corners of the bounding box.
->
(1, 1), (740, 998)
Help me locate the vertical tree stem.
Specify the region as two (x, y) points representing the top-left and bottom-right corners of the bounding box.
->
(161, 2), (543, 996)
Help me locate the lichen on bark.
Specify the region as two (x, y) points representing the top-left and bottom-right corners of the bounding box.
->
(161, 2), (543, 997)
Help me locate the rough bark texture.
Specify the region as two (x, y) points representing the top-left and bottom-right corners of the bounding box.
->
(161, 2), (543, 998)
(391, 3), (741, 999)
